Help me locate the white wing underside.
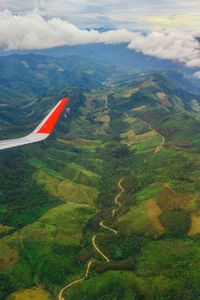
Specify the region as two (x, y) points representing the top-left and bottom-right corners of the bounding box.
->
(0, 133), (48, 150)
(0, 98), (68, 151)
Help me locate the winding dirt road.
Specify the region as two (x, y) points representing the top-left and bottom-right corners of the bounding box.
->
(92, 235), (110, 263)
(112, 178), (124, 216)
(99, 220), (117, 235)
(95, 178), (125, 261)
(58, 260), (95, 300)
(139, 119), (165, 153)
(155, 134), (165, 153)
(58, 178), (125, 299)
(57, 117), (163, 299)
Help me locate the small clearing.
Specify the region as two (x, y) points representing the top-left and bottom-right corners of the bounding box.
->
(6, 287), (52, 300)
(123, 88), (139, 98)
(147, 199), (165, 235)
(188, 210), (200, 236)
(157, 92), (171, 107)
(131, 105), (146, 111)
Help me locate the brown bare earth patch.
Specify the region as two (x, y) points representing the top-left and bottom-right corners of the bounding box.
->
(157, 184), (196, 211)
(188, 211), (200, 236)
(157, 92), (172, 107)
(131, 105), (146, 111)
(0, 241), (18, 269)
(123, 88), (139, 98)
(120, 129), (135, 146)
(147, 199), (165, 235)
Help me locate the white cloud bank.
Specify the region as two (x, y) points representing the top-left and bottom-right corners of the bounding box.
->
(193, 71), (200, 78)
(128, 31), (200, 68)
(0, 10), (135, 50)
(1, 10), (200, 75)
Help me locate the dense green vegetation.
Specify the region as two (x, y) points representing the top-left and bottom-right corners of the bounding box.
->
(0, 54), (116, 128)
(159, 208), (191, 236)
(1, 56), (200, 299)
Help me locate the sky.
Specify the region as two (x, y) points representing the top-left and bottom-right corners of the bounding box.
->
(1, 0), (200, 30)
(1, 0), (200, 74)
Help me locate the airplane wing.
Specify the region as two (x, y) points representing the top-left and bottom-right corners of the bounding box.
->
(0, 98), (69, 151)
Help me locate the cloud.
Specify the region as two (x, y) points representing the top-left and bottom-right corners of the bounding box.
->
(128, 30), (200, 68)
(0, 10), (135, 51)
(98, 29), (136, 44)
(193, 71), (200, 78)
(2, 9), (200, 74)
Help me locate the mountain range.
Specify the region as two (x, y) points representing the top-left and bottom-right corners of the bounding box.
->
(1, 47), (200, 300)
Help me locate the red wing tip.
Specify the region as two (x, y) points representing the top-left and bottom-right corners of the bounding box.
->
(37, 97), (69, 134)
(61, 98), (69, 102)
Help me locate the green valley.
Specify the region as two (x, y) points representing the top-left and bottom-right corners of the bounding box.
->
(1, 58), (200, 300)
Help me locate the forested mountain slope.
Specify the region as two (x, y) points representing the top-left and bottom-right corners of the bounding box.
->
(1, 67), (200, 299)
(0, 53), (117, 128)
